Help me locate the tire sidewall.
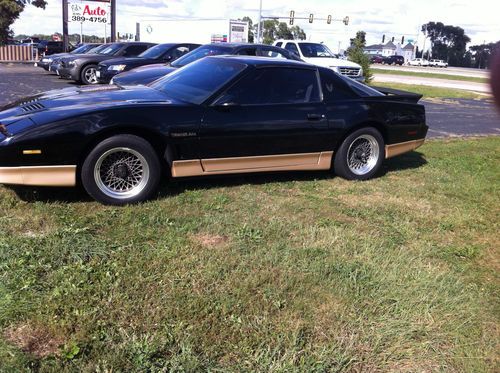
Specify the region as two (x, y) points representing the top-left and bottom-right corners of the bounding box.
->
(81, 135), (161, 205)
(334, 127), (384, 180)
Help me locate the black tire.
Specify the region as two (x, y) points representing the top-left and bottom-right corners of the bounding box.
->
(334, 127), (384, 180)
(80, 64), (98, 85)
(81, 134), (161, 205)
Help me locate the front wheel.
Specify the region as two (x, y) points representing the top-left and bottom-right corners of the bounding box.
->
(334, 128), (384, 180)
(81, 135), (161, 205)
(80, 64), (98, 85)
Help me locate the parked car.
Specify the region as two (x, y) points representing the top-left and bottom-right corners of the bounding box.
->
(37, 40), (64, 56)
(383, 55), (405, 65)
(0, 56), (428, 205)
(429, 59), (448, 68)
(273, 40), (364, 82)
(408, 58), (430, 66)
(111, 43), (300, 86)
(370, 55), (384, 64)
(36, 43), (101, 71)
(96, 43), (200, 84)
(57, 42), (156, 85)
(49, 44), (107, 74)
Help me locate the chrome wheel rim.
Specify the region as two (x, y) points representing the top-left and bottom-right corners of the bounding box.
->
(94, 147), (149, 199)
(347, 134), (379, 175)
(85, 67), (98, 84)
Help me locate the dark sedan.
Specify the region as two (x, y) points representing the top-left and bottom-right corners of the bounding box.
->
(57, 42), (156, 85)
(96, 43), (200, 83)
(0, 56), (427, 205)
(36, 43), (101, 71)
(112, 43), (302, 85)
(383, 55), (405, 65)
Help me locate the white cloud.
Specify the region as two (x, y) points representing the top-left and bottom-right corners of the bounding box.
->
(11, 0), (500, 49)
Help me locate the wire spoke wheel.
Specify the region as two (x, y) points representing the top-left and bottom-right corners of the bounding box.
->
(94, 147), (150, 199)
(347, 134), (380, 175)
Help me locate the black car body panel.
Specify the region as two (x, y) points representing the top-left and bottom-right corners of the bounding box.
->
(96, 43), (200, 83)
(383, 55), (405, 65)
(0, 57), (427, 192)
(112, 43), (302, 85)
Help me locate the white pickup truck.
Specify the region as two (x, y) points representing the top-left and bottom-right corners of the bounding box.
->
(273, 40), (364, 82)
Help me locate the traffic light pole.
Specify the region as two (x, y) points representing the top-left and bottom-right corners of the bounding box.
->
(111, 0), (116, 42)
(62, 0), (69, 52)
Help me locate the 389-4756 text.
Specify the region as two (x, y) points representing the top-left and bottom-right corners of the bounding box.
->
(71, 15), (107, 23)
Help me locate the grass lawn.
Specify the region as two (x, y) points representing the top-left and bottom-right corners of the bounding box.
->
(0, 137), (499, 372)
(371, 67), (489, 84)
(370, 81), (489, 100)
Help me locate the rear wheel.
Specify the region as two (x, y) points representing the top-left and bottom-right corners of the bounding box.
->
(80, 64), (98, 85)
(334, 127), (384, 180)
(81, 135), (161, 205)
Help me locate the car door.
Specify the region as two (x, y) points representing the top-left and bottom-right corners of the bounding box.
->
(199, 66), (332, 173)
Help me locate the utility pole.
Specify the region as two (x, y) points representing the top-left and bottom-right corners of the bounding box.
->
(111, 0), (116, 42)
(256, 0), (262, 43)
(62, 0), (69, 52)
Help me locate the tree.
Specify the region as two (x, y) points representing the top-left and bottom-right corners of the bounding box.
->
(421, 22), (471, 66)
(249, 18), (305, 44)
(347, 31), (372, 83)
(0, 0), (47, 45)
(240, 16), (254, 43)
(469, 42), (500, 69)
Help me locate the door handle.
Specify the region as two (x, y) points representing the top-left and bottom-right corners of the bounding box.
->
(307, 113), (324, 121)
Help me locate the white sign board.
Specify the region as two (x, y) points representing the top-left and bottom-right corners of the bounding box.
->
(229, 20), (248, 43)
(69, 1), (110, 24)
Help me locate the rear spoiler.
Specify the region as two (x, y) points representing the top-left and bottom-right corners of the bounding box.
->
(370, 86), (423, 103)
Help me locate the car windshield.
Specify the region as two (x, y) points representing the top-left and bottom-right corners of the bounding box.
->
(139, 44), (173, 59)
(150, 58), (246, 105)
(171, 45), (233, 68)
(87, 44), (108, 54)
(98, 44), (123, 55)
(298, 43), (335, 58)
(72, 44), (92, 54)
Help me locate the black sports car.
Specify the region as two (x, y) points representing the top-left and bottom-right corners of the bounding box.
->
(111, 43), (302, 86)
(0, 56), (427, 205)
(57, 42), (156, 85)
(96, 43), (201, 84)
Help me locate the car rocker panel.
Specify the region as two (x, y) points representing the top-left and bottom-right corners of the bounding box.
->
(0, 57), (427, 205)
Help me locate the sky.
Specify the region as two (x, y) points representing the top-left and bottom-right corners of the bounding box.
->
(12, 0), (500, 51)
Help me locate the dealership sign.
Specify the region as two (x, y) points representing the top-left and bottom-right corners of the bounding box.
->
(69, 1), (110, 24)
(229, 20), (248, 43)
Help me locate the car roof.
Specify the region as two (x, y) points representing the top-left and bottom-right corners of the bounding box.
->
(200, 43), (284, 48)
(206, 55), (313, 68)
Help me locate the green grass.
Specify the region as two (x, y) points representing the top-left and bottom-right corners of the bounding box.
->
(371, 67), (489, 84)
(0, 138), (499, 372)
(370, 81), (489, 99)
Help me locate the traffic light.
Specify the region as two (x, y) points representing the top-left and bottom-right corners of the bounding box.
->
(309, 14), (314, 23)
(392, 36), (395, 42)
(401, 36), (405, 44)
(343, 16), (349, 25)
(327, 15), (332, 24)
(289, 10), (295, 25)
(382, 34), (385, 43)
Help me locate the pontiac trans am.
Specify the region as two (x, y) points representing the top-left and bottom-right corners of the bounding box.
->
(0, 56), (428, 205)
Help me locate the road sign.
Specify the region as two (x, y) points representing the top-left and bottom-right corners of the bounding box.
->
(69, 1), (110, 24)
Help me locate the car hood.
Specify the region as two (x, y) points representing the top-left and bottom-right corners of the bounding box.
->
(113, 65), (177, 85)
(302, 57), (361, 68)
(0, 85), (182, 126)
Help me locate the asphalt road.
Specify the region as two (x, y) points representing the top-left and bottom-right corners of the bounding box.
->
(372, 64), (490, 78)
(1, 63), (498, 138)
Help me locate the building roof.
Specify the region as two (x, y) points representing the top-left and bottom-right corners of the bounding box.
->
(403, 43), (414, 50)
(365, 44), (383, 50)
(384, 41), (396, 50)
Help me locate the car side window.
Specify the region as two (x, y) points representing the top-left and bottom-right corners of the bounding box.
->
(217, 68), (320, 105)
(275, 42), (283, 48)
(259, 47), (287, 59)
(236, 48), (257, 56)
(319, 69), (356, 101)
(167, 46), (190, 60)
(284, 42), (300, 56)
(123, 45), (149, 57)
